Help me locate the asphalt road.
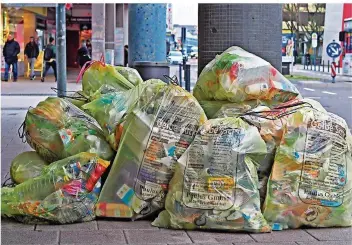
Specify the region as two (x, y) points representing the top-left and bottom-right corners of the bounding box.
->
(292, 80), (352, 128)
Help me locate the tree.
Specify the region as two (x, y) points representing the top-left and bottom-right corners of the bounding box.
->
(283, 4), (325, 53)
(300, 3), (325, 50)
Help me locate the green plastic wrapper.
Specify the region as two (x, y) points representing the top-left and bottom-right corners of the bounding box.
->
(96, 81), (207, 220)
(22, 97), (114, 162)
(1, 152), (110, 224)
(10, 151), (49, 184)
(82, 82), (148, 150)
(262, 105), (352, 230)
(115, 66), (143, 86)
(193, 46), (300, 104)
(152, 117), (271, 233)
(82, 61), (136, 96)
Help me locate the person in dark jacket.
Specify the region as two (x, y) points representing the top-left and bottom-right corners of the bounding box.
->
(41, 37), (57, 82)
(2, 34), (20, 82)
(86, 39), (92, 56)
(77, 40), (91, 68)
(24, 36), (40, 80)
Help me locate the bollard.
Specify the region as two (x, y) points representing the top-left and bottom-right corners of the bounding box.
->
(185, 64), (191, 92)
(179, 63), (183, 87)
(331, 60), (336, 83)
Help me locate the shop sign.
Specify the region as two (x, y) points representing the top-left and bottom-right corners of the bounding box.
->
(67, 17), (92, 24)
(36, 18), (47, 29)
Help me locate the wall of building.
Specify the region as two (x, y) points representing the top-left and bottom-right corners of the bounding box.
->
(322, 3), (343, 65)
(198, 4), (283, 73)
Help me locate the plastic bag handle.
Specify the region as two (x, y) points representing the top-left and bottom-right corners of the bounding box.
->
(76, 53), (106, 83)
(163, 75), (179, 86)
(51, 88), (89, 101)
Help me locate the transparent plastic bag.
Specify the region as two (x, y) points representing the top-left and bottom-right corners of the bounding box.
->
(193, 46), (300, 103)
(82, 61), (135, 96)
(1, 152), (110, 224)
(10, 151), (49, 184)
(82, 82), (148, 150)
(22, 97), (114, 162)
(262, 106), (352, 230)
(213, 99), (327, 206)
(96, 81), (207, 220)
(152, 117), (270, 233)
(115, 66), (143, 86)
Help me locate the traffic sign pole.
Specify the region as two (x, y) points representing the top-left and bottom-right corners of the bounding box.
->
(326, 40), (342, 84)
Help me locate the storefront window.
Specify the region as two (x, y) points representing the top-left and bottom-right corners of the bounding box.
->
(1, 8), (25, 61)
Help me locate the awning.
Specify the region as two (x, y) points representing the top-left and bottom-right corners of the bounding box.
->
(2, 3), (57, 8)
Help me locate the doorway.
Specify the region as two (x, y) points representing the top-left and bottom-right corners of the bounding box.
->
(66, 30), (80, 68)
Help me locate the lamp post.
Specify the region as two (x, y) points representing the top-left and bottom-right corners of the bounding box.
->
(56, 3), (67, 97)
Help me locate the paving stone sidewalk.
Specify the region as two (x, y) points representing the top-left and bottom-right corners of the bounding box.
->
(1, 109), (352, 245)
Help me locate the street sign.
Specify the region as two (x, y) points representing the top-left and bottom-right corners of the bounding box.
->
(312, 33), (318, 48)
(326, 42), (342, 58)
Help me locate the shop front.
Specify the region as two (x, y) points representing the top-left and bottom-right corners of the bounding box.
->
(1, 7), (26, 78)
(1, 5), (55, 80)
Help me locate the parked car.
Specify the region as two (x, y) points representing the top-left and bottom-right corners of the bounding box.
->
(167, 51), (183, 64)
(189, 47), (198, 59)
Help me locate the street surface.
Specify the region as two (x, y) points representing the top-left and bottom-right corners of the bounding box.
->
(1, 65), (352, 245)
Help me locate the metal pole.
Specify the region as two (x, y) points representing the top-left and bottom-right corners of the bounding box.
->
(179, 63), (183, 87)
(185, 64), (191, 92)
(56, 4), (67, 97)
(338, 62), (340, 74)
(313, 48), (316, 71)
(323, 60), (324, 72)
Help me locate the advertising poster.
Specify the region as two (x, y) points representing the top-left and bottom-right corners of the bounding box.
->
(282, 33), (295, 62)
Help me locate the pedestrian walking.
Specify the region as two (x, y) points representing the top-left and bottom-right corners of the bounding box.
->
(2, 34), (20, 82)
(24, 36), (40, 80)
(77, 40), (91, 68)
(41, 37), (57, 82)
(305, 52), (311, 66)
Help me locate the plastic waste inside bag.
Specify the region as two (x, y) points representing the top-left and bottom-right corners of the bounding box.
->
(193, 46), (301, 104)
(82, 82), (148, 150)
(10, 151), (49, 184)
(89, 84), (119, 101)
(152, 117), (271, 233)
(81, 60), (136, 96)
(1, 152), (110, 224)
(262, 105), (352, 230)
(21, 97), (114, 162)
(213, 99), (327, 206)
(96, 81), (207, 220)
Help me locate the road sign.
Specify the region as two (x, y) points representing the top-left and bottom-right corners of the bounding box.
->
(326, 42), (342, 58)
(312, 33), (318, 48)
